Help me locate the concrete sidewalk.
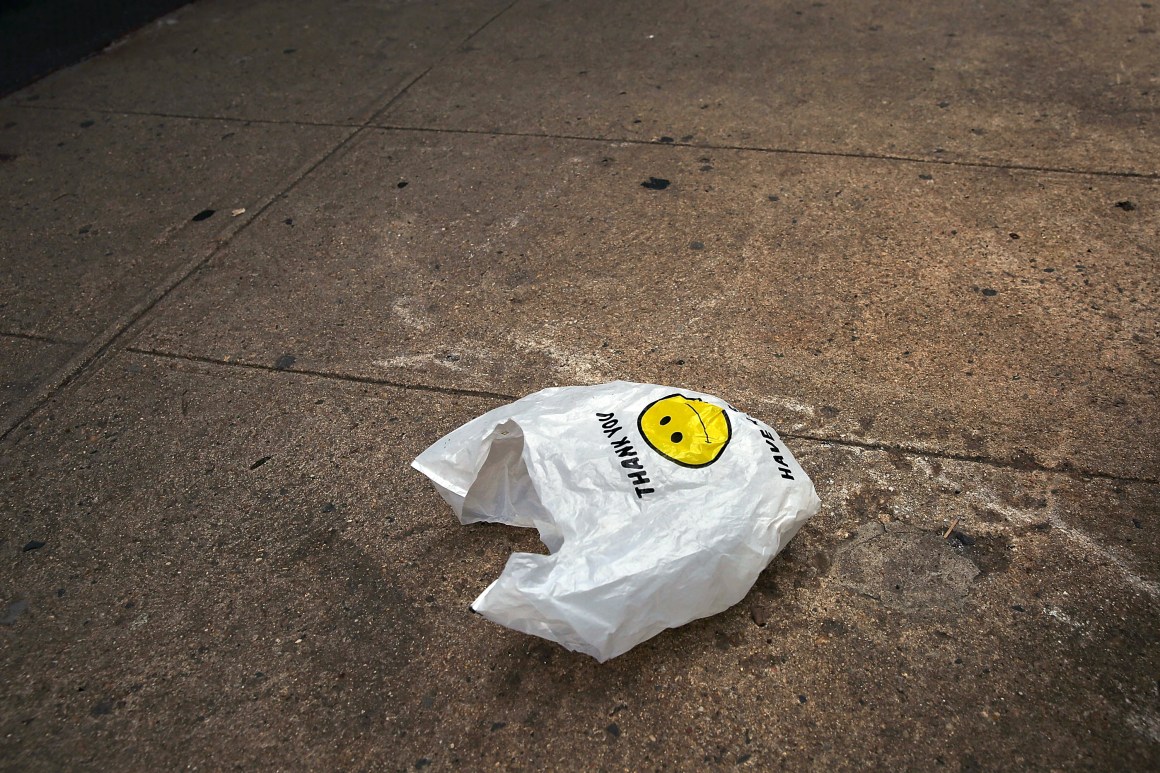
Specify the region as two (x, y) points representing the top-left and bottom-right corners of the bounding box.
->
(1, 0), (1157, 769)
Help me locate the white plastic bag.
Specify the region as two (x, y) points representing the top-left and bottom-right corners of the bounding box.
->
(411, 381), (820, 661)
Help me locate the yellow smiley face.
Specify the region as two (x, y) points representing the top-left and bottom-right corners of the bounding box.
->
(637, 394), (732, 468)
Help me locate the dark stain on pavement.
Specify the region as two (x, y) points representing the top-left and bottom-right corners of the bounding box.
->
(834, 523), (979, 612)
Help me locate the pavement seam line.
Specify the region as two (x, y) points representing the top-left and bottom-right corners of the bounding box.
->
(0, 331), (84, 346)
(124, 347), (1158, 486)
(0, 124), (364, 445)
(10, 102), (357, 129)
(0, 3), (531, 445)
(13, 104), (1158, 182)
(358, 0), (523, 127)
(780, 432), (1159, 485)
(367, 124), (1160, 181)
(125, 346), (522, 402)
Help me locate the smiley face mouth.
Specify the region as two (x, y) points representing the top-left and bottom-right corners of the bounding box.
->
(685, 402), (712, 443)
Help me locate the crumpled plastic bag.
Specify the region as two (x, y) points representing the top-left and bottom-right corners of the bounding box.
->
(411, 381), (820, 661)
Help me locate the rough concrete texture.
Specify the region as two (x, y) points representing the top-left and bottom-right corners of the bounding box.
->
(1, 353), (1157, 771)
(379, 0), (1160, 175)
(134, 130), (1159, 479)
(0, 336), (78, 418)
(1, 0), (1158, 770)
(14, 0), (513, 123)
(0, 107), (346, 342)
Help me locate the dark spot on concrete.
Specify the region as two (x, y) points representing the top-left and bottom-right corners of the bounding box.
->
(858, 415), (875, 431)
(835, 523), (979, 613)
(961, 754), (981, 773)
(1132, 518), (1143, 529)
(606, 722), (621, 738)
(946, 530), (975, 548)
(284, 218), (294, 225)
(641, 177), (670, 190)
(738, 753), (752, 764)
(808, 551), (832, 576)
(689, 241), (704, 250)
(1012, 604), (1025, 612)
(56, 588), (65, 597)
(0, 152), (17, 162)
(819, 619), (848, 637)
(283, 48), (296, 54)
(1044, 267), (1054, 272)
(680, 134), (694, 141)
(1009, 232), (1019, 239)
(674, 359), (685, 365)
(819, 405), (840, 419)
(958, 533), (1012, 574)
(978, 508), (1004, 524)
(397, 181), (408, 188)
(767, 194), (779, 201)
(414, 759), (430, 770)
(23, 540), (45, 551)
(191, 208), (215, 222)
(887, 452), (912, 471)
(274, 354), (296, 370)
(919, 173), (933, 180)
(1009, 449), (1040, 470)
(658, 136), (674, 143)
(981, 288), (998, 297)
(491, 721), (506, 731)
(740, 652), (781, 670)
(970, 127), (986, 135)
(1031, 522), (1052, 532)
(445, 353), (460, 362)
(798, 695), (808, 703)
(90, 698), (114, 716)
(1, 599), (29, 625)
(79, 120), (94, 128)
(1114, 200), (1136, 211)
(249, 456), (272, 470)
(937, 100), (950, 108)
(848, 487), (896, 520)
(322, 502), (335, 513)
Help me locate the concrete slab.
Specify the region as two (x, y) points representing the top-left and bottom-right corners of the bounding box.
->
(0, 352), (1155, 769)
(0, 105), (347, 342)
(12, 0), (514, 124)
(379, 0), (1160, 176)
(132, 130), (1160, 479)
(0, 336), (78, 421)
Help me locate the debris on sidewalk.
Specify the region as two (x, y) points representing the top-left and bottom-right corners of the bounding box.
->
(412, 381), (820, 661)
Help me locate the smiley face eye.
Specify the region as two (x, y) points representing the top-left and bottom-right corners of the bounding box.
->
(670, 431), (683, 443)
(659, 416), (671, 425)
